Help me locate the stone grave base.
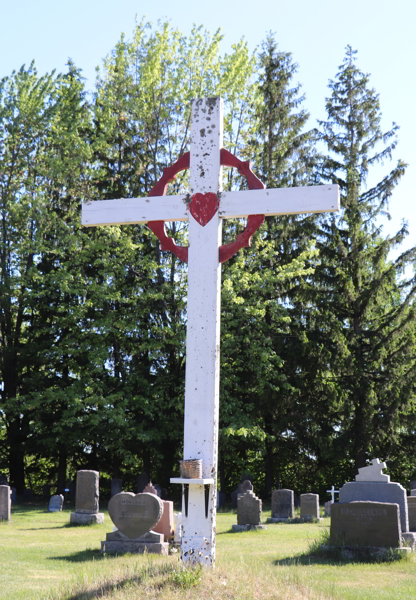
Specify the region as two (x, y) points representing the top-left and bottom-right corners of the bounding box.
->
(101, 529), (168, 555)
(70, 512), (104, 525)
(267, 517), (291, 523)
(232, 524), (266, 532)
(402, 532), (416, 550)
(299, 516), (322, 523)
(320, 545), (411, 560)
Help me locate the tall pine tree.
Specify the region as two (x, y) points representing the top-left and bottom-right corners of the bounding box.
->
(312, 46), (415, 478)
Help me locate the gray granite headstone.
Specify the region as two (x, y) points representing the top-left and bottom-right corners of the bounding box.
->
(75, 470), (99, 514)
(136, 472), (148, 494)
(48, 494), (64, 512)
(23, 488), (33, 501)
(408, 496), (416, 532)
(108, 492), (163, 539)
(411, 489), (416, 497)
(410, 480), (416, 491)
(216, 491), (225, 509)
(111, 478), (123, 498)
(271, 489), (294, 519)
(0, 485), (11, 521)
(331, 501), (401, 548)
(237, 490), (262, 526)
(324, 500), (333, 517)
(339, 482), (408, 532)
(300, 493), (320, 520)
(240, 480), (253, 495)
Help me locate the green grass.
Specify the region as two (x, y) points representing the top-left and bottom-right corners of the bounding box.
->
(0, 504), (415, 600)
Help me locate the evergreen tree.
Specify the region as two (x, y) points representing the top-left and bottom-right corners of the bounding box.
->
(219, 33), (319, 497)
(311, 46), (415, 477)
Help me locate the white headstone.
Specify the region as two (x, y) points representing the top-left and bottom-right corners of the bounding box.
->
(356, 458), (390, 482)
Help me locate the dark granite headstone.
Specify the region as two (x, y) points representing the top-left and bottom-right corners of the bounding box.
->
(408, 497), (416, 531)
(111, 478), (123, 498)
(136, 472), (148, 494)
(23, 488), (33, 501)
(11, 488), (16, 504)
(272, 489), (294, 519)
(331, 501), (401, 547)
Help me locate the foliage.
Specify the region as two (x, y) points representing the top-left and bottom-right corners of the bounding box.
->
(0, 29), (414, 499)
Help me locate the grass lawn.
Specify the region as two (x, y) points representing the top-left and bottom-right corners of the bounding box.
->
(0, 503), (415, 600)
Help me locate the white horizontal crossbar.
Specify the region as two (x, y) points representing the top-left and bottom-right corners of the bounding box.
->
(81, 185), (339, 227)
(82, 195), (188, 227)
(219, 185), (339, 218)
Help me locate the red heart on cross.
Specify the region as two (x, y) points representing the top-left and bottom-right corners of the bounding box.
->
(189, 192), (220, 226)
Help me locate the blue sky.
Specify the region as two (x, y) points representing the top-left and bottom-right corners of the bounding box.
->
(2, 0), (414, 257)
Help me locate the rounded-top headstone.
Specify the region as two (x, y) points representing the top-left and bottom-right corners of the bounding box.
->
(108, 492), (163, 539)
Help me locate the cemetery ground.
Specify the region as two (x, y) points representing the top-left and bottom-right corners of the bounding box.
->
(1, 503), (415, 600)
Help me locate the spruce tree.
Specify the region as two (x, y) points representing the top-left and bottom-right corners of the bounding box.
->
(312, 46), (415, 477)
(220, 33), (319, 496)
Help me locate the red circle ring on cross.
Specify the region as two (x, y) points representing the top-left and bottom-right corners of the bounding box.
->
(147, 148), (265, 264)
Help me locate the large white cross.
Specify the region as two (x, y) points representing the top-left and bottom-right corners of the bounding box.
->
(82, 97), (339, 566)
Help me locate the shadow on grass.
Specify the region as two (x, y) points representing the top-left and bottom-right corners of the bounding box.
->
(274, 548), (409, 567)
(48, 548), (109, 563)
(51, 562), (175, 600)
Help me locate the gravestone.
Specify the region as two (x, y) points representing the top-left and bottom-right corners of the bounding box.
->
(339, 458), (408, 532)
(136, 472), (148, 494)
(408, 497), (416, 531)
(11, 488), (16, 504)
(70, 470), (104, 525)
(216, 491), (225, 509)
(232, 490), (265, 531)
(0, 485), (11, 521)
(48, 494), (64, 512)
(141, 482), (173, 538)
(111, 478), (123, 498)
(231, 480), (254, 509)
(153, 499), (174, 541)
(300, 493), (320, 521)
(269, 489), (294, 522)
(410, 480), (416, 491)
(324, 500), (333, 517)
(102, 492), (168, 555)
(411, 489), (416, 497)
(23, 488), (33, 501)
(330, 501), (401, 548)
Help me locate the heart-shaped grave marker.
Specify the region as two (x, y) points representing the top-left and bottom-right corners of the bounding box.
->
(189, 192), (219, 226)
(108, 492), (163, 539)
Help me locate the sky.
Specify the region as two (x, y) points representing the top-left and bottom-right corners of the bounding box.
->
(2, 0), (415, 259)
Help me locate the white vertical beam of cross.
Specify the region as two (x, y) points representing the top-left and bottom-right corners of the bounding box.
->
(82, 97), (340, 566)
